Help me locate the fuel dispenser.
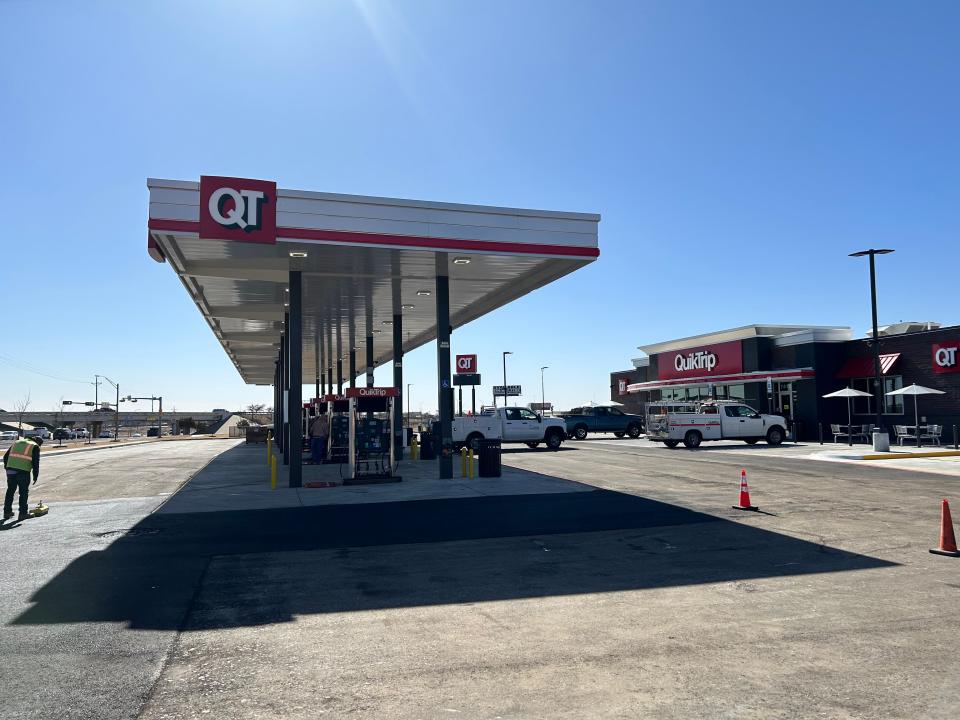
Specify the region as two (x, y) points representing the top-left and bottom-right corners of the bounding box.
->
(322, 394), (350, 463)
(344, 387), (401, 485)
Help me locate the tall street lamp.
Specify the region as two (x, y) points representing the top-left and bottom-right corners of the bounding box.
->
(540, 366), (549, 415)
(98, 375), (120, 441)
(849, 248), (894, 445)
(502, 351), (513, 407)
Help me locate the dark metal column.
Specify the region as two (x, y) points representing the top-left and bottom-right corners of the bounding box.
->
(281, 318), (289, 465)
(337, 358), (343, 394)
(436, 254), (453, 478)
(349, 349), (357, 389)
(288, 271), (303, 488)
(392, 312), (403, 458)
(366, 335), (374, 387)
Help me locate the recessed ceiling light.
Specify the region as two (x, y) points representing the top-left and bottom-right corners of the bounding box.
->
(416, 290), (431, 296)
(382, 320), (393, 325)
(372, 329), (382, 334)
(289, 251), (308, 258)
(452, 257), (471, 265)
(283, 302), (289, 307)
(284, 288), (289, 293)
(402, 304), (415, 310)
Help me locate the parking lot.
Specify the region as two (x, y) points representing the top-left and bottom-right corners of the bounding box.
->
(3, 438), (960, 719)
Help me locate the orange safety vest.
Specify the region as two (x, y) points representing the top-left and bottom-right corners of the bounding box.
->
(6, 438), (37, 472)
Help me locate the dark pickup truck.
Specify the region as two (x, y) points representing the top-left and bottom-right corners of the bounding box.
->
(563, 405), (644, 440)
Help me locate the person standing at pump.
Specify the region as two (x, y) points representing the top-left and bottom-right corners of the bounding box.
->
(4, 435), (42, 521)
(309, 413), (329, 464)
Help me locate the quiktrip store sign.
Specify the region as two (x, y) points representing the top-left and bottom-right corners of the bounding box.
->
(932, 342), (960, 374)
(657, 340), (743, 380)
(199, 175), (277, 244)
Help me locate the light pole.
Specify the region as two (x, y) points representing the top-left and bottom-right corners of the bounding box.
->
(99, 376), (120, 440)
(406, 383), (413, 428)
(849, 249), (894, 439)
(540, 366), (549, 415)
(502, 351), (512, 407)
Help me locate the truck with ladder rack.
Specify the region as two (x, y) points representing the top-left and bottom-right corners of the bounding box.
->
(645, 400), (787, 449)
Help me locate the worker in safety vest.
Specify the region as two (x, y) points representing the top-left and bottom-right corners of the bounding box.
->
(3, 435), (42, 521)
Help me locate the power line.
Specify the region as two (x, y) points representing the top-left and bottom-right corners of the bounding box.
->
(0, 354), (92, 384)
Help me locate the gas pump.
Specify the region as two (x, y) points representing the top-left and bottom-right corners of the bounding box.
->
(344, 387), (401, 485)
(323, 394), (350, 463)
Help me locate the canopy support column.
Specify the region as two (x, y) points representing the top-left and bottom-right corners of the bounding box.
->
(436, 254), (453, 479)
(366, 336), (374, 387)
(282, 314), (289, 466)
(337, 359), (343, 394)
(288, 271), (303, 488)
(349, 349), (357, 389)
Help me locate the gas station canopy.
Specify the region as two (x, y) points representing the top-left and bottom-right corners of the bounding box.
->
(147, 177), (600, 386)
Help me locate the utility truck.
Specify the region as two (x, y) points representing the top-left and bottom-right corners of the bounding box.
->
(453, 407), (567, 450)
(646, 400), (787, 449)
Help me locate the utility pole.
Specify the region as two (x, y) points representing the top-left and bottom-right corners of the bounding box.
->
(502, 351), (512, 408)
(541, 366), (549, 415)
(99, 376), (120, 441)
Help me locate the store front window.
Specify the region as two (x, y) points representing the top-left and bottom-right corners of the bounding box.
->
(660, 384), (747, 402)
(851, 375), (904, 415)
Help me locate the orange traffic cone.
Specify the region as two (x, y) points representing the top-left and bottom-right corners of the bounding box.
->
(732, 469), (758, 512)
(930, 499), (960, 557)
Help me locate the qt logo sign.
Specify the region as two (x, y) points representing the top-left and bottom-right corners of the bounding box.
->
(933, 342), (960, 374)
(199, 176), (277, 244)
(456, 354), (477, 373)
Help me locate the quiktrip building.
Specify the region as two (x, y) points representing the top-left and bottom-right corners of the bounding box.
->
(611, 323), (960, 442)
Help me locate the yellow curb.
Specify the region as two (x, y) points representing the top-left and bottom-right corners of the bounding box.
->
(862, 450), (960, 460)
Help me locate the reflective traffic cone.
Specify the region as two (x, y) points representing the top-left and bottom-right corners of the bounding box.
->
(732, 469), (758, 512)
(930, 499), (960, 557)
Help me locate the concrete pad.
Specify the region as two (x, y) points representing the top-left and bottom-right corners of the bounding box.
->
(156, 444), (592, 514)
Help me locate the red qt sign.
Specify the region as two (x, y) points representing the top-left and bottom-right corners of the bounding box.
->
(657, 340), (743, 380)
(199, 175), (277, 244)
(456, 354), (477, 373)
(932, 342), (960, 374)
(345, 387), (400, 398)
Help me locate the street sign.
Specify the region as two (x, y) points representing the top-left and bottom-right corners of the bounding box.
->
(456, 354), (477, 373)
(493, 385), (522, 397)
(453, 373), (481, 386)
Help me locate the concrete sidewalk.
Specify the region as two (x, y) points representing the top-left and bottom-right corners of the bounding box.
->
(157, 443), (592, 515)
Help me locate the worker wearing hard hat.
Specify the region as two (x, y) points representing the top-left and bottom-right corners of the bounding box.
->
(3, 434), (42, 522)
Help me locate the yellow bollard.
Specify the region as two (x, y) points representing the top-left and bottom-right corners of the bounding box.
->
(411, 436), (419, 461)
(460, 446), (468, 476)
(468, 449), (475, 479)
(270, 452), (277, 490)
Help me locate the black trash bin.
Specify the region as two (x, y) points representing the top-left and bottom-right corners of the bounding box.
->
(478, 438), (502, 477)
(419, 432), (436, 460)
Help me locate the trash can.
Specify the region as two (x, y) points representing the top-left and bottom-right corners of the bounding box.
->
(419, 432), (436, 460)
(478, 438), (501, 477)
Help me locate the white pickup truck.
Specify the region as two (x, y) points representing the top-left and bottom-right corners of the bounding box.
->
(453, 407), (567, 450)
(646, 401), (787, 449)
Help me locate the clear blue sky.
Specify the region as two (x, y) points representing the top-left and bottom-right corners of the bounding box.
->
(1, 1), (958, 414)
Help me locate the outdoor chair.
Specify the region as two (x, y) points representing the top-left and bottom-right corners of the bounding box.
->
(895, 425), (916, 446)
(852, 424), (871, 442)
(920, 424), (942, 446)
(831, 424), (850, 443)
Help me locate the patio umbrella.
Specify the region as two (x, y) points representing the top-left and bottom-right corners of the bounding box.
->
(823, 387), (873, 446)
(886, 384), (946, 448)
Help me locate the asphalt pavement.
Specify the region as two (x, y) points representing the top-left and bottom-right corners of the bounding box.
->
(6, 438), (960, 719)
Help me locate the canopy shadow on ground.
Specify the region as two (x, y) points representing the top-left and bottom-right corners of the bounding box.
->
(12, 480), (894, 631)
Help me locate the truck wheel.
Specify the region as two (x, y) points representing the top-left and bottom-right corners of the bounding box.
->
(627, 423), (642, 438)
(526, 442), (540, 449)
(683, 430), (702, 449)
(573, 425), (588, 440)
(545, 430), (564, 450)
(613, 431), (625, 438)
(744, 439), (759, 445)
(766, 427), (784, 446)
(466, 433), (484, 452)
(664, 440), (680, 448)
